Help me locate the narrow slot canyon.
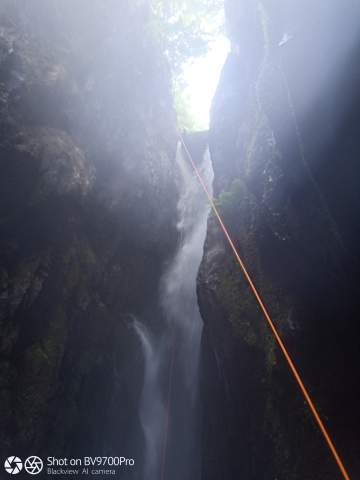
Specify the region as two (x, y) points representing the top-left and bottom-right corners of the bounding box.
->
(0, 1), (359, 479)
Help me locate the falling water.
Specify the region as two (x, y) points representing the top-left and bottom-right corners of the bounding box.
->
(133, 141), (213, 480)
(132, 319), (165, 479)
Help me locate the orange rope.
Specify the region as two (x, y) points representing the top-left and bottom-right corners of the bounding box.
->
(179, 135), (351, 480)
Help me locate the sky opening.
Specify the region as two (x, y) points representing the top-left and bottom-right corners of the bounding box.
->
(182, 34), (229, 130)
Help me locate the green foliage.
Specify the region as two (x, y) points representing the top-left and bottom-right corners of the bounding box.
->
(151, 0), (224, 130)
(151, 0), (223, 74)
(215, 179), (245, 221)
(173, 82), (203, 131)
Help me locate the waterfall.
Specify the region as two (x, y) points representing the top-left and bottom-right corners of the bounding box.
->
(132, 319), (165, 480)
(133, 141), (213, 480)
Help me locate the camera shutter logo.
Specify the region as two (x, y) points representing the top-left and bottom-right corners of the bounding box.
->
(24, 456), (43, 475)
(4, 456), (23, 475)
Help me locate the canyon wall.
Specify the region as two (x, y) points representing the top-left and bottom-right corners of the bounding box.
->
(0, 1), (179, 471)
(199, 1), (360, 478)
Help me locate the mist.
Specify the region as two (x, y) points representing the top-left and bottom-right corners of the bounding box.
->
(0, 1), (359, 479)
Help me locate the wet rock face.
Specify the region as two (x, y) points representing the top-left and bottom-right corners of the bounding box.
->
(0, 0), (179, 465)
(199, 1), (360, 478)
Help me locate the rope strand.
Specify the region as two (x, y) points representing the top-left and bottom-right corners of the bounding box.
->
(179, 134), (350, 480)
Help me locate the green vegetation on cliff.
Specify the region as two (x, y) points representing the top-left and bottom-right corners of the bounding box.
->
(151, 0), (224, 130)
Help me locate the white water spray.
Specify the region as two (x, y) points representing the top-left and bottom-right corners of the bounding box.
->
(132, 319), (165, 479)
(133, 142), (213, 480)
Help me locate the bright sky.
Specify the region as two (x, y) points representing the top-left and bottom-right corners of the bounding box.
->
(182, 34), (230, 130)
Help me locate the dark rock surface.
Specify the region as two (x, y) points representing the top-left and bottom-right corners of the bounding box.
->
(0, 0), (179, 470)
(199, 1), (360, 478)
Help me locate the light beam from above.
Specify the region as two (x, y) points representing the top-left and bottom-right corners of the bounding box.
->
(182, 34), (230, 130)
